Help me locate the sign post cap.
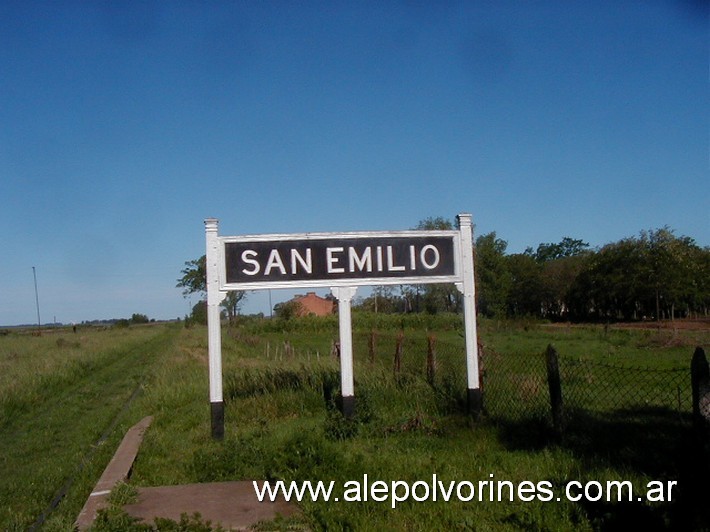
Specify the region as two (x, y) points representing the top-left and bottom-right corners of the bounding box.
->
(456, 213), (472, 227)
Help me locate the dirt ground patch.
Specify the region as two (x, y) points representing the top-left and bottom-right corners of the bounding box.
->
(610, 318), (710, 331)
(544, 318), (710, 332)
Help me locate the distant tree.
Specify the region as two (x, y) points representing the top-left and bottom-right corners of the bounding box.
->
(273, 300), (303, 320)
(130, 313), (149, 324)
(190, 300), (208, 325)
(475, 232), (511, 317)
(540, 254), (590, 319)
(642, 227), (705, 320)
(534, 237), (589, 262)
(570, 238), (646, 320)
(516, 237), (592, 320)
(413, 216), (461, 314)
(689, 244), (710, 317)
(371, 286), (399, 314)
(354, 287), (397, 313)
(222, 291), (247, 323)
(177, 255), (247, 323)
(177, 256), (206, 296)
(506, 253), (543, 317)
(415, 216), (453, 231)
(567, 228), (708, 321)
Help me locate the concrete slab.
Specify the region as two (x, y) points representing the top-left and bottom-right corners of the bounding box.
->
(75, 415), (153, 531)
(123, 481), (300, 530)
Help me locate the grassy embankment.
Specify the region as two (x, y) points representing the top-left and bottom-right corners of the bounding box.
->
(1, 317), (707, 530)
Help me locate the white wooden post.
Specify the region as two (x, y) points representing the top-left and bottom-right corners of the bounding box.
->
(456, 213), (482, 414)
(205, 218), (227, 439)
(331, 286), (357, 417)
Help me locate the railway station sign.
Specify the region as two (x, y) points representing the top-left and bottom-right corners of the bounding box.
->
(221, 232), (459, 289)
(204, 215), (481, 439)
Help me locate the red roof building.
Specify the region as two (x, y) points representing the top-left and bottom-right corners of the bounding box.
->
(292, 292), (334, 317)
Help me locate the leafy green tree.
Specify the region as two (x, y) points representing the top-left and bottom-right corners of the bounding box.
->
(567, 228), (708, 321)
(190, 300), (208, 325)
(689, 244), (710, 317)
(177, 254), (247, 323)
(273, 300), (303, 319)
(475, 232), (511, 317)
(534, 237), (589, 262)
(130, 313), (149, 324)
(506, 253), (543, 317)
(177, 256), (206, 295)
(413, 216), (461, 314)
(372, 286), (399, 313)
(642, 227), (706, 320)
(577, 238), (647, 320)
(540, 254), (590, 319)
(221, 291), (246, 322)
(415, 216), (453, 231)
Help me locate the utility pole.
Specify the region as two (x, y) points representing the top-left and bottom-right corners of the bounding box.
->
(32, 266), (41, 335)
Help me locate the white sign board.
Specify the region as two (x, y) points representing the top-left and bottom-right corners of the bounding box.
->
(220, 230), (460, 290)
(204, 214), (480, 439)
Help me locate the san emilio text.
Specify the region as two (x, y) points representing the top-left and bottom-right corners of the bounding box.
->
(238, 244), (443, 277)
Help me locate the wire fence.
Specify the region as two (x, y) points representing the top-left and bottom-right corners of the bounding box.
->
(561, 357), (690, 414)
(350, 331), (700, 436)
(479, 349), (549, 421)
(351, 331), (467, 388)
(483, 349), (694, 424)
(252, 330), (702, 435)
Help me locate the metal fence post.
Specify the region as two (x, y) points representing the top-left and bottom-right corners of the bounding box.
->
(691, 346), (709, 430)
(546, 344), (564, 437)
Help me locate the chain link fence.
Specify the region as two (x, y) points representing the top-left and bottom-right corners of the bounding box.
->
(350, 331), (698, 435)
(560, 357), (690, 415)
(480, 347), (693, 423)
(249, 329), (700, 434)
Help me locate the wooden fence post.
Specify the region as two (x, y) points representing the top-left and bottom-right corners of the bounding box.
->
(394, 330), (403, 376)
(426, 334), (437, 386)
(546, 344), (564, 437)
(369, 330), (376, 364)
(691, 346), (709, 430)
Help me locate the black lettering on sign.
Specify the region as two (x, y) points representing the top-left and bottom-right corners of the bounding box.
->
(224, 236), (455, 284)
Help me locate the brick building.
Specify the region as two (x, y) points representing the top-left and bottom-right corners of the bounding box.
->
(292, 292), (334, 317)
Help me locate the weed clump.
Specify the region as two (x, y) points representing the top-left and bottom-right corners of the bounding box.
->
(323, 388), (374, 440)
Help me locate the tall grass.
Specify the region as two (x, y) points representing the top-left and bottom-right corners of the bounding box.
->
(0, 324), (179, 530)
(3, 319), (706, 530)
(117, 319), (707, 528)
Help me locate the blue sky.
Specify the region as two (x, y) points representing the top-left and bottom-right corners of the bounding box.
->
(1, 1), (707, 325)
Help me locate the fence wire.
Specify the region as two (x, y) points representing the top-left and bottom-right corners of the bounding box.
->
(560, 357), (690, 415)
(479, 348), (693, 429)
(257, 331), (694, 431)
(480, 349), (549, 421)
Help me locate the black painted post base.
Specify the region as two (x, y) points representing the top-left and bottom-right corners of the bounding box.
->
(340, 395), (356, 418)
(211, 401), (224, 440)
(467, 388), (482, 417)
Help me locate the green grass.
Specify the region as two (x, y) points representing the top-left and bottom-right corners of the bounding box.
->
(0, 324), (180, 530)
(1, 318), (707, 530)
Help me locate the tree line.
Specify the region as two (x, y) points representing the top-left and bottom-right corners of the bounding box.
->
(354, 218), (709, 322)
(476, 226), (708, 321)
(177, 218), (709, 323)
